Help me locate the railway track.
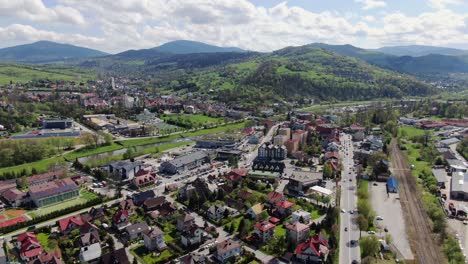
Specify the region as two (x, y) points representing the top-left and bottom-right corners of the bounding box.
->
(390, 139), (443, 264)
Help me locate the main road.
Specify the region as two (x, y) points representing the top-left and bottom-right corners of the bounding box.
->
(339, 133), (361, 264)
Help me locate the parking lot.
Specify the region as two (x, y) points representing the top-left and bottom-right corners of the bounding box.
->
(369, 182), (414, 260)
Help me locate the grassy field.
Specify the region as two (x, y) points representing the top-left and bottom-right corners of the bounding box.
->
(37, 233), (54, 250)
(162, 114), (224, 124)
(119, 121), (246, 147)
(27, 189), (100, 218)
(398, 126), (432, 138)
(274, 224), (286, 236)
(299, 99), (392, 112)
(0, 156), (64, 175)
(64, 143), (123, 160)
(0, 64), (95, 85)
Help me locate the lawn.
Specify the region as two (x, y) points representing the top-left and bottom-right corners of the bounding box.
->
(274, 224), (286, 236)
(162, 114), (224, 124)
(131, 245), (173, 264)
(37, 233), (54, 250)
(0, 156), (63, 175)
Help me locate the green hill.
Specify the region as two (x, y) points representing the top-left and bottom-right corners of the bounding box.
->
(0, 41), (108, 63)
(375, 45), (467, 57)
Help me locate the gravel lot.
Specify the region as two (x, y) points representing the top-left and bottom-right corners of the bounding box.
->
(369, 182), (414, 261)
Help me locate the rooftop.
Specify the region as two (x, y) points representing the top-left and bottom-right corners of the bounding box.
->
(29, 178), (78, 200)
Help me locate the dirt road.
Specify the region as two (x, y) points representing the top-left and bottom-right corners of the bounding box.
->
(390, 139), (443, 264)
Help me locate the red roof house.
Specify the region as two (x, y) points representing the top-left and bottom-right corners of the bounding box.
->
(295, 233), (329, 263)
(16, 232), (43, 262)
(58, 215), (85, 234)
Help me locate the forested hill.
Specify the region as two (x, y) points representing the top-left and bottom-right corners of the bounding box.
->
(211, 46), (433, 106)
(77, 45), (435, 107)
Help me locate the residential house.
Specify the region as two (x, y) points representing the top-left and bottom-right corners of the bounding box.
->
(80, 230), (100, 247)
(177, 214), (195, 232)
(16, 232), (43, 262)
(284, 139), (299, 155)
(119, 199), (136, 215)
(181, 226), (204, 248)
(247, 203), (265, 220)
(79, 243), (101, 263)
(178, 178), (211, 201)
(58, 215), (85, 235)
(124, 221), (150, 241)
(207, 205), (227, 221)
(143, 227), (167, 251)
(253, 221), (276, 243)
(2, 188), (27, 207)
(291, 210), (311, 224)
(286, 222), (310, 245)
(275, 200), (295, 216)
(224, 169), (248, 184)
(143, 196), (166, 211)
(85, 207), (106, 222)
(295, 233), (329, 263)
(216, 239), (241, 263)
(29, 178), (79, 207)
(133, 190), (156, 206)
(266, 191), (286, 206)
(100, 248), (129, 264)
(112, 210), (130, 230)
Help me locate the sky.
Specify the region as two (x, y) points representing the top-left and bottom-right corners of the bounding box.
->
(0, 0), (467, 54)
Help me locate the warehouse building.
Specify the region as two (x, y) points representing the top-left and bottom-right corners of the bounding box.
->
(29, 178), (80, 207)
(451, 172), (468, 200)
(160, 151), (209, 174)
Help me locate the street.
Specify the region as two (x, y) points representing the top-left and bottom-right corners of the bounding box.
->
(339, 133), (361, 264)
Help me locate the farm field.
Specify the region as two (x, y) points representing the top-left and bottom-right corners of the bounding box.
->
(0, 64), (95, 85)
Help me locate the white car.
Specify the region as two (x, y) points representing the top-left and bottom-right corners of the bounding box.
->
(367, 231), (376, 235)
(376, 216), (384, 220)
(341, 209), (346, 213)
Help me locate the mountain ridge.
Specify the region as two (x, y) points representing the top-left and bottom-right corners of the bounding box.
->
(0, 41), (108, 63)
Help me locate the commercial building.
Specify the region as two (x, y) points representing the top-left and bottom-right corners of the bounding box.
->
(195, 138), (238, 149)
(257, 143), (287, 160)
(287, 171), (322, 194)
(106, 160), (143, 181)
(451, 172), (468, 200)
(432, 168), (448, 188)
(42, 119), (73, 129)
(29, 178), (79, 207)
(160, 151), (209, 174)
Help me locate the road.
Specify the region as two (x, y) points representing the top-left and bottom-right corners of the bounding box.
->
(339, 133), (361, 264)
(389, 139), (443, 264)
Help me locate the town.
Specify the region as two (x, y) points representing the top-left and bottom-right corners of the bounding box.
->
(0, 77), (466, 264)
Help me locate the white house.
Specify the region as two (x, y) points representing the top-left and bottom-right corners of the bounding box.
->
(291, 210), (311, 224)
(79, 243), (102, 263)
(143, 227), (167, 251)
(216, 239), (242, 263)
(181, 227), (204, 247)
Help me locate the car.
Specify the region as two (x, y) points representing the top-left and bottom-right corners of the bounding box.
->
(376, 216), (384, 220)
(367, 231), (376, 234)
(344, 227), (348, 231)
(349, 179), (352, 181)
(373, 182), (378, 186)
(341, 209), (346, 213)
(384, 227), (388, 232)
(464, 220), (467, 225)
(350, 240), (358, 246)
(352, 260), (359, 264)
(349, 210), (354, 214)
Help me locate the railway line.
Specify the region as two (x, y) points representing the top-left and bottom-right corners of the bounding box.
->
(390, 139), (443, 264)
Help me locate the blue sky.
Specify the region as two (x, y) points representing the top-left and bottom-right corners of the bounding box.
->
(0, 0), (467, 53)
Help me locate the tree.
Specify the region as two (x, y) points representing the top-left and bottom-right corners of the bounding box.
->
(323, 162), (333, 179)
(356, 215), (368, 238)
(238, 218), (252, 239)
(360, 235), (380, 258)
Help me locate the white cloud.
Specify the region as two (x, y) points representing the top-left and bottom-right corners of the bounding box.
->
(0, 0), (85, 25)
(354, 0), (387, 10)
(0, 0), (467, 53)
(428, 0), (465, 9)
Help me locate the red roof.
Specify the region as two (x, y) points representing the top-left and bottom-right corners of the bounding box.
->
(58, 215), (84, 232)
(276, 200), (295, 209)
(17, 232), (36, 243)
(267, 191), (285, 204)
(295, 233), (329, 256)
(242, 128), (255, 135)
(231, 168), (248, 177)
(254, 221), (276, 232)
(269, 217), (281, 224)
(113, 210), (129, 223)
(21, 247), (43, 259)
